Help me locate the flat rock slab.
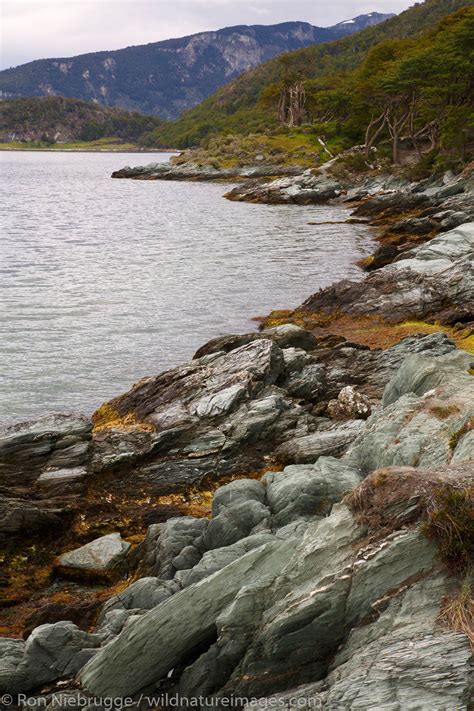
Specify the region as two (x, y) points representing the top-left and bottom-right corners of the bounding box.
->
(58, 533), (131, 572)
(36, 467), (88, 495)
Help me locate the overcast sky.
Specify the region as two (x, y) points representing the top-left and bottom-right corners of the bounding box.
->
(2, 0), (415, 70)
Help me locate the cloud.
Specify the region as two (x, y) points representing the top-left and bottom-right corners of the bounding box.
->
(1, 0), (415, 70)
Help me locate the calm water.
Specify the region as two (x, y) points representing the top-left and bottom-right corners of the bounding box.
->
(0, 151), (373, 420)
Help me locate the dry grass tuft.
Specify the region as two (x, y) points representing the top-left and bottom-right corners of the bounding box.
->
(422, 483), (474, 572)
(428, 403), (461, 420)
(346, 465), (473, 572)
(449, 418), (474, 451)
(437, 574), (474, 648)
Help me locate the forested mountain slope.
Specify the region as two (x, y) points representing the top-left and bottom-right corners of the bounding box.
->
(0, 14), (391, 120)
(150, 0), (472, 148)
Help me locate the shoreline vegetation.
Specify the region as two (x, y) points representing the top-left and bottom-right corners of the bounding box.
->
(0, 0), (473, 705)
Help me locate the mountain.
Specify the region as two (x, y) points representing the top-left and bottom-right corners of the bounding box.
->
(0, 14), (393, 120)
(0, 97), (163, 144)
(150, 0), (472, 148)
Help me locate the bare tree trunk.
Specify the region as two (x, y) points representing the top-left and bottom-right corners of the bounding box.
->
(387, 101), (413, 164)
(278, 81), (306, 127)
(364, 110), (388, 156)
(278, 88), (288, 126)
(408, 106), (422, 158)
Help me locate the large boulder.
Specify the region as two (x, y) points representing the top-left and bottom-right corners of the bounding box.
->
(79, 348), (473, 704)
(92, 340), (320, 494)
(80, 539), (296, 696)
(58, 533), (131, 574)
(243, 577), (471, 711)
(263, 458), (361, 527)
(193, 324), (316, 360)
(91, 332), (463, 500)
(0, 622), (101, 693)
(80, 495), (466, 702)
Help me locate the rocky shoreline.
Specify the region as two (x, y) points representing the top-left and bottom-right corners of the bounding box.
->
(1, 158), (473, 708)
(111, 161), (308, 181)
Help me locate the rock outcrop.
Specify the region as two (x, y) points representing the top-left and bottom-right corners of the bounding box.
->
(301, 223), (474, 325)
(0, 414), (92, 490)
(111, 162), (303, 181)
(4, 340), (468, 701)
(0, 350), (471, 704)
(225, 169), (343, 204)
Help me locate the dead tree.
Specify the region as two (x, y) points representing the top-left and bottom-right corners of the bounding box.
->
(278, 81), (306, 127)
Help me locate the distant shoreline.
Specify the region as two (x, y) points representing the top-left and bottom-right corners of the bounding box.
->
(0, 146), (178, 153)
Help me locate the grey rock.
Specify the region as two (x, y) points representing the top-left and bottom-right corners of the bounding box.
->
(263, 457), (361, 527)
(92, 340), (293, 492)
(193, 324), (316, 360)
(261, 324), (317, 351)
(112, 162), (302, 182)
(225, 170), (342, 205)
(301, 223), (474, 324)
(0, 495), (74, 540)
(284, 363), (326, 400)
(136, 517), (208, 579)
(275, 420), (364, 464)
(211, 478), (265, 515)
(0, 413), (92, 489)
(0, 622), (101, 693)
(36, 467), (87, 496)
(451, 429), (474, 462)
(382, 349), (474, 407)
(80, 539), (295, 697)
(200, 479), (270, 550)
(76, 453), (470, 708)
(215, 529), (437, 699)
(327, 385), (371, 420)
(176, 532), (276, 586)
(58, 533), (131, 572)
(307, 332), (456, 407)
(245, 576), (472, 710)
(347, 351), (474, 473)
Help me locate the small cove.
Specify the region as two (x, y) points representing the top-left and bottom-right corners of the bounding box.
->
(0, 151), (374, 419)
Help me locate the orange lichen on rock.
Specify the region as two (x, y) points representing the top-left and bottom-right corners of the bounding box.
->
(259, 310), (474, 353)
(92, 402), (155, 433)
